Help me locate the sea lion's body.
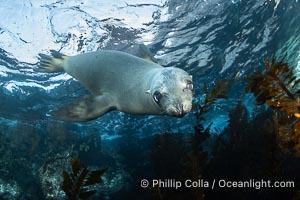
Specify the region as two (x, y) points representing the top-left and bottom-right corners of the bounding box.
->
(38, 48), (194, 121)
(64, 51), (163, 114)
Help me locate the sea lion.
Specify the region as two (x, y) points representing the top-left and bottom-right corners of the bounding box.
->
(37, 49), (194, 121)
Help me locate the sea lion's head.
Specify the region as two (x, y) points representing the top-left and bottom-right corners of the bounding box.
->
(149, 67), (194, 117)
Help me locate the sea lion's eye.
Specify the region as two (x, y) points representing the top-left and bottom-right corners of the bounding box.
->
(186, 83), (194, 91)
(153, 91), (162, 104)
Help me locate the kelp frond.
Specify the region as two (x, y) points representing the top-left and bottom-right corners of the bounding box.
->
(244, 54), (300, 116)
(293, 121), (300, 156)
(245, 54), (300, 155)
(191, 79), (230, 127)
(62, 158), (107, 200)
(198, 80), (230, 114)
(205, 80), (229, 104)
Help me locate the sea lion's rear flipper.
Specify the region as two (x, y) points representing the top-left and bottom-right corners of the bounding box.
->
(36, 50), (68, 73)
(51, 95), (115, 121)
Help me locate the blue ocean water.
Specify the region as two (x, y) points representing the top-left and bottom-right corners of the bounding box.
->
(0, 0), (300, 199)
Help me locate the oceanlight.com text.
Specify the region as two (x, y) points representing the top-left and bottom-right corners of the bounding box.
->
(140, 179), (295, 190)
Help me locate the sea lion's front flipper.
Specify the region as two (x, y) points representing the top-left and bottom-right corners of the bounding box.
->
(51, 95), (115, 121)
(138, 44), (158, 63)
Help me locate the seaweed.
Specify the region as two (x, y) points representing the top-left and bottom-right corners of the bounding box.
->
(204, 102), (300, 200)
(151, 120), (209, 199)
(197, 79), (230, 115)
(62, 158), (107, 200)
(244, 54), (300, 115)
(244, 54), (300, 155)
(150, 80), (230, 200)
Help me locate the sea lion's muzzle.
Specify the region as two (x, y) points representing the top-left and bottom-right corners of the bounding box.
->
(173, 103), (191, 118)
(176, 103), (184, 116)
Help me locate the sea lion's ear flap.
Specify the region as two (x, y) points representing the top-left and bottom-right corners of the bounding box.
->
(190, 75), (193, 79)
(145, 90), (151, 95)
(138, 44), (158, 63)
